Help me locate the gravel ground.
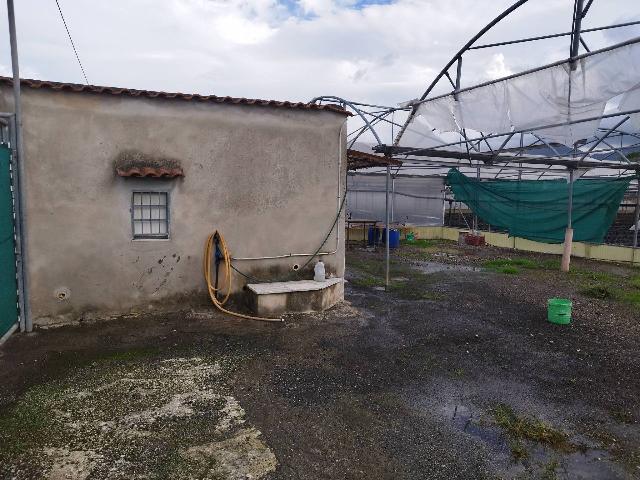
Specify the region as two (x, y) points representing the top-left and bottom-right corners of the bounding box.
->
(0, 242), (638, 479)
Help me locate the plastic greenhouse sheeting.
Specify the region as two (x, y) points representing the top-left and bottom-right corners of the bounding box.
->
(399, 39), (640, 147)
(446, 169), (633, 244)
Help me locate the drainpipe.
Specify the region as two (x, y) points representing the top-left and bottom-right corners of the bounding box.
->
(7, 0), (31, 332)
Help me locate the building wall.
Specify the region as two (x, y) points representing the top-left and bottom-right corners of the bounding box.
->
(0, 87), (346, 325)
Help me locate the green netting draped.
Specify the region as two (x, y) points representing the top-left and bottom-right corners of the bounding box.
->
(446, 169), (633, 244)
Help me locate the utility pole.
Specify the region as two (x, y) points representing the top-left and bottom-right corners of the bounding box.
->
(6, 0), (31, 332)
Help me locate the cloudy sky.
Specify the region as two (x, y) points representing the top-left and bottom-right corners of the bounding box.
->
(0, 0), (637, 109)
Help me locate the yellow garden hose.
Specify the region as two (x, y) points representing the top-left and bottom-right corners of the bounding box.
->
(204, 231), (283, 323)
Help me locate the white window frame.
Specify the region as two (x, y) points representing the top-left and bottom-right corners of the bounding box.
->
(131, 191), (170, 240)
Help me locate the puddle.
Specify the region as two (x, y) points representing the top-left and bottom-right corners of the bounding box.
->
(414, 262), (483, 274)
(558, 448), (623, 479)
(444, 404), (506, 451)
(443, 404), (624, 479)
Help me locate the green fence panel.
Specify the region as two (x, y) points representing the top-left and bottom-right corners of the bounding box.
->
(447, 169), (632, 244)
(0, 145), (18, 338)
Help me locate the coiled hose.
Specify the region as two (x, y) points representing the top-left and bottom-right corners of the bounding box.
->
(204, 231), (283, 322)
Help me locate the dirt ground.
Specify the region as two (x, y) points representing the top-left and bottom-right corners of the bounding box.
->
(0, 241), (639, 479)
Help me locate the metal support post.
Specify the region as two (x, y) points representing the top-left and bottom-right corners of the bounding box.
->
(473, 165), (480, 234)
(561, 169), (575, 272)
(633, 175), (640, 249)
(7, 0), (31, 332)
(391, 176), (395, 224)
(385, 165), (390, 289)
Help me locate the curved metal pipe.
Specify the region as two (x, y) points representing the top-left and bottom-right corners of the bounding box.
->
(311, 95), (387, 146)
(418, 0), (530, 102)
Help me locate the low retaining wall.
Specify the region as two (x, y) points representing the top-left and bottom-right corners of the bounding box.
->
(347, 226), (640, 265)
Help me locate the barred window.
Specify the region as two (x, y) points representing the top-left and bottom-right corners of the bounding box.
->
(132, 192), (169, 239)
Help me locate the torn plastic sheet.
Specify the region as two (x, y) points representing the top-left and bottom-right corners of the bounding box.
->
(400, 40), (640, 148)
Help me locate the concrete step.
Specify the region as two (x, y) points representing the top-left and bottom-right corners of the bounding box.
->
(246, 278), (344, 316)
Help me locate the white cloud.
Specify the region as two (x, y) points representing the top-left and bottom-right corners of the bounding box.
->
(0, 0), (635, 112)
(214, 14), (277, 45)
(485, 53), (512, 80)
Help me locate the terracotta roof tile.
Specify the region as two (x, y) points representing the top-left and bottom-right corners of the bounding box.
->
(347, 149), (402, 170)
(116, 166), (184, 178)
(0, 77), (350, 116)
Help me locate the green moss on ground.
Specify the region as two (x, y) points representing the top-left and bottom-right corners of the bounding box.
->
(482, 257), (562, 275)
(0, 353), (262, 479)
(348, 256), (444, 301)
(400, 238), (438, 248)
(574, 270), (640, 306)
(491, 404), (574, 457)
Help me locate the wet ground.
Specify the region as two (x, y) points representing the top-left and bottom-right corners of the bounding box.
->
(0, 241), (639, 479)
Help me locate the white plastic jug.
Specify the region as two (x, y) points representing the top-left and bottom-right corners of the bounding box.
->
(314, 261), (326, 282)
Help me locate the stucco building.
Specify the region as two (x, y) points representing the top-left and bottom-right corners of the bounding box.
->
(0, 78), (348, 326)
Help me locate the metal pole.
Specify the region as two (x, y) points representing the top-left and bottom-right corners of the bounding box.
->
(561, 169), (575, 272)
(473, 165), (480, 234)
(568, 170), (574, 230)
(391, 176), (395, 223)
(633, 176), (640, 249)
(7, 0), (31, 332)
(570, 0), (585, 69)
(385, 165), (390, 289)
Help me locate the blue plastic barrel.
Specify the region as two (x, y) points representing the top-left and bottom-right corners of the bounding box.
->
(367, 226), (379, 246)
(381, 228), (401, 248)
(389, 229), (400, 248)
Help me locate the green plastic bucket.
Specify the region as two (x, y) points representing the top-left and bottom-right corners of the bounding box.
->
(547, 298), (572, 325)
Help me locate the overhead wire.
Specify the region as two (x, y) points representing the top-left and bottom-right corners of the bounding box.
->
(53, 0), (89, 85)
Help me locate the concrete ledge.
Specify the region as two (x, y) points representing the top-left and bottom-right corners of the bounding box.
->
(246, 278), (344, 316)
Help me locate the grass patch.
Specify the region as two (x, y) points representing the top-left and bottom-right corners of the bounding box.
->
(484, 258), (538, 270)
(482, 257), (564, 275)
(509, 439), (529, 461)
(400, 238), (437, 248)
(0, 384), (60, 457)
(541, 459), (560, 480)
(350, 276), (384, 288)
(621, 290), (640, 306)
(540, 258), (562, 270)
(568, 267), (640, 306)
(579, 285), (618, 300)
(498, 266), (520, 274)
(575, 271), (640, 306)
(610, 408), (634, 424)
(483, 257), (564, 274)
(491, 404), (573, 454)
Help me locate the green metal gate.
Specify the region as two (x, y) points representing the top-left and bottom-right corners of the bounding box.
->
(0, 144), (18, 339)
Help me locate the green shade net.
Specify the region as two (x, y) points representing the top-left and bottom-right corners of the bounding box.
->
(446, 169), (633, 244)
(0, 145), (18, 337)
